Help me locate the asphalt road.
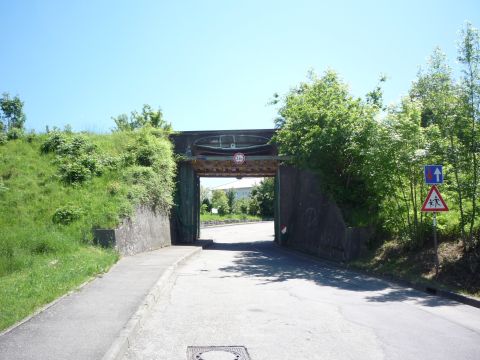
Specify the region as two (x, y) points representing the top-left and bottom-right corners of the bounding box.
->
(123, 222), (480, 360)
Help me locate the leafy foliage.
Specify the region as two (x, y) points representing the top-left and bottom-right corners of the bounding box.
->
(112, 104), (172, 132)
(273, 70), (378, 220)
(41, 133), (103, 184)
(211, 190), (229, 215)
(274, 23), (480, 270)
(249, 178), (275, 217)
(52, 206), (83, 225)
(0, 93), (26, 143)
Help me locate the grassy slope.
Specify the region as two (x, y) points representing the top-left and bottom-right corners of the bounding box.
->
(0, 133), (137, 330)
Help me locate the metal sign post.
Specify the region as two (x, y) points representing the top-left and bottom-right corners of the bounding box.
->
(433, 212), (439, 275)
(421, 182), (448, 277)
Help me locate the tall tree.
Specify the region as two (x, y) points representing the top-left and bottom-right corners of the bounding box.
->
(458, 22), (480, 250)
(410, 48), (468, 246)
(0, 93), (26, 132)
(273, 70), (379, 222)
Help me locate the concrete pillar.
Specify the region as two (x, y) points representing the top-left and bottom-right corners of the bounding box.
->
(175, 162), (198, 243)
(274, 169), (281, 244)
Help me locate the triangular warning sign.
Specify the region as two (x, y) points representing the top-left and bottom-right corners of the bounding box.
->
(421, 185), (449, 212)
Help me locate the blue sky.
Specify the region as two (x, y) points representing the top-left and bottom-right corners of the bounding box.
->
(1, 0), (479, 136)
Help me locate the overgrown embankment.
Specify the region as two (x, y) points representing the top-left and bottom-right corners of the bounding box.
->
(273, 23), (480, 298)
(0, 126), (175, 330)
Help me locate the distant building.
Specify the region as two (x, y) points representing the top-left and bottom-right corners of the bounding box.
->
(211, 178), (263, 200)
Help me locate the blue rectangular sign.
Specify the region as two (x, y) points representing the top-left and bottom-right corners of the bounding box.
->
(424, 165), (443, 184)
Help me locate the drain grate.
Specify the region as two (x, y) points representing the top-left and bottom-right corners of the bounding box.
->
(187, 346), (251, 360)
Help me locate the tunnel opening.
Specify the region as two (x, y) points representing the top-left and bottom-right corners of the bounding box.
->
(170, 129), (285, 245)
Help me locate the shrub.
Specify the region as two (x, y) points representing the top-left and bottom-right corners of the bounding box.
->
(57, 136), (96, 157)
(7, 127), (24, 140)
(79, 154), (102, 176)
(40, 131), (67, 153)
(212, 190), (229, 215)
(100, 156), (120, 170)
(52, 206), (83, 225)
(107, 181), (121, 195)
(58, 161), (92, 184)
(25, 130), (36, 143)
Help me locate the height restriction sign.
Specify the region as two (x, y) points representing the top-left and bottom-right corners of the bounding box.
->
(233, 152), (246, 165)
(421, 185), (449, 212)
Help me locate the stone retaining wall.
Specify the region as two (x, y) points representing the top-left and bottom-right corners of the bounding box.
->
(94, 206), (171, 256)
(279, 166), (370, 262)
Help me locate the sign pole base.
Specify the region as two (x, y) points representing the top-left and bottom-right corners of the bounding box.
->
(433, 212), (439, 276)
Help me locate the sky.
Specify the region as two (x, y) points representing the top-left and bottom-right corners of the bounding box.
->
(1, 1), (480, 188)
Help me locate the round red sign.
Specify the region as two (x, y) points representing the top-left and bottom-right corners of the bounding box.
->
(233, 152), (246, 165)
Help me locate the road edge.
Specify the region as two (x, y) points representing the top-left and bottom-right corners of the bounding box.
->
(273, 242), (480, 309)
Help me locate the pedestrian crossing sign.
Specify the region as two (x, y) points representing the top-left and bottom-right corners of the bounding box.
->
(421, 185), (449, 212)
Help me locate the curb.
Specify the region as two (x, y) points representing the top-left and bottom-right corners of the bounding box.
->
(273, 242), (480, 309)
(101, 243), (210, 360)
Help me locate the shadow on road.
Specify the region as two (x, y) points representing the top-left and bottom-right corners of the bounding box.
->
(207, 239), (459, 307)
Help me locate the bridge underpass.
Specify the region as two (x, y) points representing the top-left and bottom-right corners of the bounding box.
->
(171, 129), (285, 245)
(170, 129), (369, 263)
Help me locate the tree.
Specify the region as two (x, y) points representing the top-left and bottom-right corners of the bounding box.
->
(457, 22), (480, 251)
(211, 190), (229, 215)
(381, 98), (428, 246)
(273, 70), (379, 221)
(410, 47), (469, 247)
(0, 93), (26, 135)
(201, 198), (212, 214)
(233, 198), (250, 214)
(249, 178), (274, 217)
(226, 189), (236, 214)
(112, 104), (172, 132)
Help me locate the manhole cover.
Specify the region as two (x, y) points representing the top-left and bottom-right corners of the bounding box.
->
(187, 346), (251, 360)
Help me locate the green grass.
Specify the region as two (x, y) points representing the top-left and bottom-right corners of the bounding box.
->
(0, 247), (117, 330)
(0, 131), (174, 331)
(200, 213), (263, 222)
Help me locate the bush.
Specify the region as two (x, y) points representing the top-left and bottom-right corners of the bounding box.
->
(56, 136), (94, 156)
(41, 134), (104, 184)
(58, 161), (92, 184)
(52, 206), (83, 225)
(107, 181), (121, 195)
(212, 190), (229, 215)
(233, 198), (250, 214)
(100, 156), (120, 170)
(7, 127), (24, 140)
(200, 203), (209, 215)
(25, 130), (36, 143)
(40, 131), (67, 153)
